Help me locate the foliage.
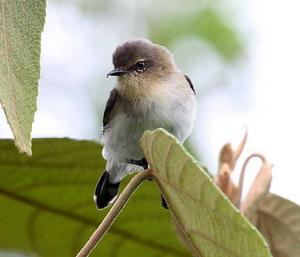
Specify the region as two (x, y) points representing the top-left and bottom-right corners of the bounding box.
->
(0, 139), (190, 257)
(141, 129), (272, 257)
(0, 0), (46, 155)
(0, 1), (299, 257)
(215, 132), (300, 257)
(257, 194), (300, 257)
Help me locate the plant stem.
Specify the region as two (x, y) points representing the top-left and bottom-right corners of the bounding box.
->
(76, 169), (152, 257)
(237, 153), (266, 207)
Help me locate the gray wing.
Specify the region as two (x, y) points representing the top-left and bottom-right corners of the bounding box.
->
(184, 74), (196, 94)
(103, 88), (119, 133)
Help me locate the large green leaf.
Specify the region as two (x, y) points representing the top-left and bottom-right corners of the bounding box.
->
(0, 139), (190, 257)
(141, 129), (272, 257)
(0, 0), (46, 155)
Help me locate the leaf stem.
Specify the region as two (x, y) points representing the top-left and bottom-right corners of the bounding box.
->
(237, 153), (266, 207)
(75, 169), (152, 257)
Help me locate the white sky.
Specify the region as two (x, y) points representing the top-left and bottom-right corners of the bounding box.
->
(1, 0), (300, 205)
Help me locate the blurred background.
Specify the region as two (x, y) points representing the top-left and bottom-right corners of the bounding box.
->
(1, 0), (299, 205)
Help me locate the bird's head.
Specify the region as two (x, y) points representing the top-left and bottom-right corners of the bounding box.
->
(107, 39), (177, 99)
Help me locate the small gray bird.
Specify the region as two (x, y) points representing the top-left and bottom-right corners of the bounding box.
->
(94, 39), (197, 209)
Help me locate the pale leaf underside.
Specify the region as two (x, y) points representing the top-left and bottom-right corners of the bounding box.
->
(0, 0), (46, 155)
(258, 194), (300, 257)
(141, 129), (272, 257)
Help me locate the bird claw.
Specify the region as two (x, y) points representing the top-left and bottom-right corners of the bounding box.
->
(126, 158), (148, 169)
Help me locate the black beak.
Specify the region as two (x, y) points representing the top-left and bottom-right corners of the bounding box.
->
(107, 68), (129, 77)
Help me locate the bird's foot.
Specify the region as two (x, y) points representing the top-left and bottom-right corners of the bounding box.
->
(161, 194), (169, 209)
(126, 158), (148, 170)
(127, 158), (168, 209)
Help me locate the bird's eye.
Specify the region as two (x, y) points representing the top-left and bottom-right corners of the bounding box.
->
(135, 61), (146, 72)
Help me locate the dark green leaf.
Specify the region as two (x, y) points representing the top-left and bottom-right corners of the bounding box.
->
(0, 139), (190, 257)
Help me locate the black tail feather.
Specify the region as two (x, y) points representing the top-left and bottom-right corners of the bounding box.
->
(94, 171), (120, 209)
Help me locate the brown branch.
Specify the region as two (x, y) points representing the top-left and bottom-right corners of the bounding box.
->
(75, 169), (152, 257)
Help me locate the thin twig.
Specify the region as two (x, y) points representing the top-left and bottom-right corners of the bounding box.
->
(76, 169), (152, 257)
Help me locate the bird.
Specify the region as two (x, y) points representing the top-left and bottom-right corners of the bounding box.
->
(94, 38), (197, 209)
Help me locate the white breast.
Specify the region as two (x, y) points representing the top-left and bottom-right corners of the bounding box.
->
(102, 74), (197, 182)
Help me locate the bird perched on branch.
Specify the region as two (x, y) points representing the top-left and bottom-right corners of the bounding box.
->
(94, 39), (197, 209)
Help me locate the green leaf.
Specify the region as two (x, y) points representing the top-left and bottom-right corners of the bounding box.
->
(0, 139), (190, 257)
(0, 0), (46, 155)
(141, 129), (272, 257)
(257, 194), (300, 257)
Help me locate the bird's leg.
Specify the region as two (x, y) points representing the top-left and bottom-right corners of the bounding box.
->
(127, 157), (152, 181)
(127, 158), (148, 170)
(127, 158), (169, 209)
(161, 194), (169, 209)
